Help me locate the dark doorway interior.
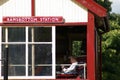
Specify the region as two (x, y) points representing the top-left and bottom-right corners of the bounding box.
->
(56, 26), (87, 64)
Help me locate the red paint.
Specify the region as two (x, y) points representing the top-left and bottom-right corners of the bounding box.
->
(75, 0), (107, 17)
(31, 0), (35, 16)
(87, 12), (95, 80)
(3, 16), (64, 23)
(0, 22), (87, 26)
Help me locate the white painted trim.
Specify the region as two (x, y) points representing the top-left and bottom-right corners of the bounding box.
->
(0, 26), (1, 77)
(0, 76), (55, 80)
(26, 27), (28, 76)
(31, 28), (35, 76)
(2, 42), (52, 44)
(52, 26), (56, 78)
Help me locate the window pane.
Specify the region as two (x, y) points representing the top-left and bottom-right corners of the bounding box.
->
(2, 44), (25, 64)
(28, 44), (52, 64)
(29, 66), (52, 76)
(28, 44), (52, 76)
(2, 66), (25, 76)
(29, 27), (52, 42)
(2, 28), (5, 42)
(2, 44), (25, 76)
(6, 27), (25, 42)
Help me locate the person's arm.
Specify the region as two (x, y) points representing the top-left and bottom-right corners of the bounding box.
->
(63, 64), (76, 73)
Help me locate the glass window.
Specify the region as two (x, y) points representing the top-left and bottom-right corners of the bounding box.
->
(2, 44), (25, 76)
(2, 27), (25, 42)
(28, 27), (52, 42)
(0, 26), (55, 79)
(28, 44), (52, 76)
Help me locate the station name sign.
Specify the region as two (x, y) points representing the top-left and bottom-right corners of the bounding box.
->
(3, 16), (64, 23)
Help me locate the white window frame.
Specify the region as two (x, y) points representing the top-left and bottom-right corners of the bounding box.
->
(0, 27), (1, 77)
(0, 26), (56, 79)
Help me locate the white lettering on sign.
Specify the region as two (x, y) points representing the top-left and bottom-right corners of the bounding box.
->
(3, 16), (64, 23)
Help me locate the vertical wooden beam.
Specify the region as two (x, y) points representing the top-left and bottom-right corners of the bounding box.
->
(87, 12), (95, 80)
(31, 0), (35, 16)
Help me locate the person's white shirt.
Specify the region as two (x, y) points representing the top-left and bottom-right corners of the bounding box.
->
(63, 62), (78, 74)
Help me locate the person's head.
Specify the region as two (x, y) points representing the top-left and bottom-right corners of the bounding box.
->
(69, 56), (77, 63)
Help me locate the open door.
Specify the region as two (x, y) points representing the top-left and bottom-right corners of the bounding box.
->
(56, 26), (87, 79)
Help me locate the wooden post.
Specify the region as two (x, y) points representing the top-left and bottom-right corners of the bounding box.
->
(87, 12), (95, 80)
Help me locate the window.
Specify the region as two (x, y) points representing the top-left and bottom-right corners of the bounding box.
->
(0, 26), (55, 79)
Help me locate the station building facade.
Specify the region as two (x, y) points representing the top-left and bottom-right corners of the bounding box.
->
(0, 0), (109, 80)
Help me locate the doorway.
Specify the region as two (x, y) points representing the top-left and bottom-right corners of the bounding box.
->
(56, 26), (87, 64)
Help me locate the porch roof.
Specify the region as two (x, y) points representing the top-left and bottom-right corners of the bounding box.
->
(74, 0), (109, 32)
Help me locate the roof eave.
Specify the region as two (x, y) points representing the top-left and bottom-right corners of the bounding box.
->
(75, 0), (107, 17)
(74, 0), (109, 33)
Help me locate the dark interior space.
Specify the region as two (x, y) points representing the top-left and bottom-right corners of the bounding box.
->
(56, 26), (87, 64)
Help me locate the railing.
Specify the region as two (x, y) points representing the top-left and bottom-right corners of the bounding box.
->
(56, 63), (86, 79)
(2, 63), (87, 79)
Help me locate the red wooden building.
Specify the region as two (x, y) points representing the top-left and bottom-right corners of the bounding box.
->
(0, 0), (109, 80)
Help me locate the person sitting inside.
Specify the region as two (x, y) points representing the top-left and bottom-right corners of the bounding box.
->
(61, 56), (78, 74)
